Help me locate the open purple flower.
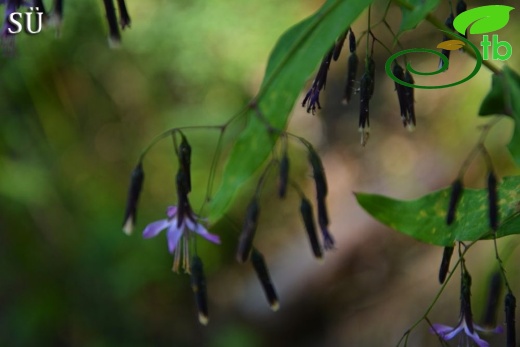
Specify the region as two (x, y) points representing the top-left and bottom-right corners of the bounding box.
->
(143, 205), (220, 272)
(431, 269), (503, 347)
(431, 319), (502, 347)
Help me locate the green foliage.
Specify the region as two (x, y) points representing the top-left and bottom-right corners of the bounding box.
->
(355, 176), (520, 246)
(479, 66), (520, 166)
(208, 0), (374, 223)
(398, 0), (440, 34)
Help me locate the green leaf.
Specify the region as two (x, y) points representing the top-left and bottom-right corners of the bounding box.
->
(355, 176), (520, 246)
(208, 0), (373, 224)
(479, 66), (520, 166)
(453, 5), (514, 35)
(399, 0), (440, 34)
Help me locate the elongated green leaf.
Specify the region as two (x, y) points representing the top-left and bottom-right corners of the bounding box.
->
(479, 66), (520, 166)
(208, 0), (373, 224)
(399, 0), (439, 34)
(355, 176), (520, 246)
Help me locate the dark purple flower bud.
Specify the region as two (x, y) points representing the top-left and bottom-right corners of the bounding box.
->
(278, 153), (289, 198)
(116, 0), (131, 29)
(446, 179), (463, 225)
(34, 0), (48, 21)
(237, 198), (259, 263)
(505, 291), (517, 347)
(302, 47), (334, 114)
(251, 249), (279, 311)
(175, 169), (190, 227)
(332, 29), (348, 61)
(179, 133), (192, 193)
(456, 0), (467, 16)
(392, 63), (408, 126)
(403, 70), (416, 129)
(122, 162), (144, 235)
(438, 246), (454, 284)
(461, 269), (474, 333)
(359, 72), (371, 145)
(349, 29), (356, 53)
(481, 272), (503, 328)
(299, 197), (323, 259)
(487, 171), (499, 231)
(343, 53), (358, 105)
(102, 0), (121, 47)
(307, 146), (327, 199)
(190, 255), (209, 325)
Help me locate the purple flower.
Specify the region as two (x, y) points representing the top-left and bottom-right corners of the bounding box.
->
(143, 205), (220, 272)
(431, 269), (503, 347)
(431, 319), (502, 347)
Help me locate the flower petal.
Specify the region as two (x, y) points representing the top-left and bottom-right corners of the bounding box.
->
(190, 221), (220, 244)
(167, 223), (183, 254)
(143, 219), (170, 239)
(474, 324), (504, 334)
(464, 326), (490, 347)
(442, 323), (464, 341)
(431, 323), (456, 336)
(167, 206), (178, 219)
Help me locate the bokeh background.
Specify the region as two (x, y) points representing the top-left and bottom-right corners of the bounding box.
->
(1, 0), (519, 346)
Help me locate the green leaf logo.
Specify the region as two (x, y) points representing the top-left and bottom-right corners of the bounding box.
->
(453, 5), (514, 35)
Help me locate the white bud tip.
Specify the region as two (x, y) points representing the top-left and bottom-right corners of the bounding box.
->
(270, 301), (280, 312)
(198, 314), (209, 325)
(407, 123), (416, 132)
(122, 219), (133, 236)
(108, 37), (121, 49)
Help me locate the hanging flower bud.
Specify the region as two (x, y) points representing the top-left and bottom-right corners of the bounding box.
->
(116, 0), (131, 29)
(299, 197), (323, 259)
(439, 14), (455, 69)
(456, 0), (467, 16)
(305, 145), (334, 249)
(302, 47), (334, 114)
(190, 255), (209, 325)
(438, 246), (454, 284)
(403, 70), (416, 129)
(122, 162), (145, 235)
(102, 0), (122, 48)
(461, 268), (474, 333)
(367, 57), (376, 98)
(33, 0), (48, 22)
(307, 145), (327, 199)
(278, 153), (289, 198)
(178, 133), (192, 193)
(332, 29), (348, 61)
(349, 28), (356, 53)
(392, 62), (408, 127)
(237, 198), (260, 263)
(176, 169), (190, 223)
(487, 171), (499, 232)
(505, 291), (517, 347)
(251, 249), (279, 311)
(446, 179), (463, 225)
(343, 53), (358, 105)
(481, 272), (503, 328)
(359, 71), (371, 146)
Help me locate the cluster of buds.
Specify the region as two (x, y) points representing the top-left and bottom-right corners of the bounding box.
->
(235, 135), (335, 311)
(0, 0), (131, 54)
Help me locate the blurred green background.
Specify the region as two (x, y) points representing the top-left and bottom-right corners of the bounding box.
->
(1, 0), (519, 346)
